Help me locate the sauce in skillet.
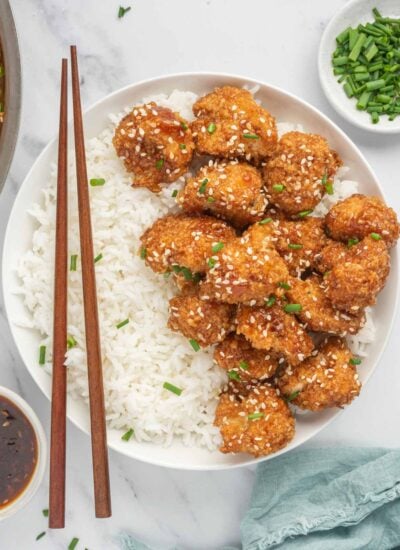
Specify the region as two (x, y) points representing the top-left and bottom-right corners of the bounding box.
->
(0, 395), (38, 509)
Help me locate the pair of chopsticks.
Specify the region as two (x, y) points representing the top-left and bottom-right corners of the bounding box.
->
(49, 46), (112, 528)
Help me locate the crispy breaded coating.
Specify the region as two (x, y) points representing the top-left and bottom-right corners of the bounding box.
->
(236, 304), (314, 366)
(168, 291), (235, 347)
(191, 86), (277, 163)
(113, 102), (194, 192)
(263, 131), (341, 216)
(140, 214), (236, 274)
(276, 336), (361, 411)
(244, 217), (328, 276)
(214, 334), (279, 381)
(178, 160), (267, 228)
(324, 236), (390, 312)
(214, 384), (295, 457)
(199, 231), (289, 305)
(287, 275), (365, 335)
(325, 194), (400, 248)
(314, 240), (348, 274)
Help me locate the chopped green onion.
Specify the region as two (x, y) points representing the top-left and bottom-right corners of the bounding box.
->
(347, 237), (359, 248)
(248, 412), (265, 421)
(68, 538), (79, 550)
(39, 345), (46, 365)
(212, 242), (224, 253)
(181, 121), (188, 131)
(207, 196), (215, 203)
(207, 122), (216, 134)
(36, 532), (46, 541)
(350, 357), (362, 365)
(208, 258), (216, 268)
(370, 232), (382, 240)
(118, 5), (131, 18)
(181, 267), (193, 281)
(286, 390), (300, 402)
(70, 254), (78, 271)
(140, 246), (147, 259)
(284, 303), (302, 313)
(349, 33), (367, 62)
(94, 253), (103, 263)
(298, 209), (313, 218)
(179, 143), (186, 150)
(89, 178), (105, 186)
(288, 243), (303, 250)
(189, 338), (200, 352)
(121, 428), (134, 441)
(155, 158), (164, 170)
(242, 133), (259, 139)
(42, 509), (49, 517)
(322, 171), (334, 195)
(228, 370), (241, 381)
(171, 189), (178, 198)
(239, 361), (249, 371)
(116, 319), (129, 329)
(265, 295), (276, 307)
(278, 281), (291, 290)
(198, 178), (208, 194)
(258, 217), (272, 225)
(163, 382), (183, 395)
(272, 184), (285, 192)
(67, 335), (77, 349)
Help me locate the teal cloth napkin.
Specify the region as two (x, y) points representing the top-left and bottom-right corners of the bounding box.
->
(118, 447), (400, 550)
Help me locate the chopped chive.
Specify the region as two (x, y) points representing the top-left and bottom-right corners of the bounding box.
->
(211, 242), (224, 253)
(284, 303), (302, 313)
(322, 171), (334, 195)
(116, 319), (129, 329)
(118, 5), (131, 18)
(121, 428), (134, 441)
(258, 217), (272, 225)
(171, 189), (178, 197)
(350, 357), (362, 365)
(370, 232), (382, 240)
(288, 243), (303, 250)
(42, 509), (49, 517)
(208, 258), (216, 268)
(181, 121), (188, 131)
(39, 345), (46, 365)
(70, 254), (78, 271)
(248, 412), (264, 420)
(140, 246), (147, 259)
(36, 532), (46, 541)
(278, 281), (291, 290)
(163, 382), (183, 395)
(198, 178), (208, 194)
(181, 267), (193, 281)
(272, 184), (285, 192)
(94, 253), (103, 263)
(189, 338), (200, 352)
(265, 295), (276, 307)
(179, 144), (186, 150)
(89, 178), (105, 186)
(347, 237), (359, 248)
(155, 158), (164, 170)
(68, 538), (79, 550)
(298, 209), (313, 218)
(239, 361), (249, 371)
(172, 264), (182, 273)
(286, 390), (300, 402)
(207, 196), (215, 203)
(67, 335), (77, 349)
(207, 122), (216, 134)
(242, 133), (259, 139)
(228, 370), (241, 381)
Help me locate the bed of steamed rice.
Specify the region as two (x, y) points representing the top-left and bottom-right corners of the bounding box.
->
(15, 89), (375, 450)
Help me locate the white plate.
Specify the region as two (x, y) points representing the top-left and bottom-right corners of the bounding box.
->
(319, 0), (400, 134)
(2, 73), (399, 470)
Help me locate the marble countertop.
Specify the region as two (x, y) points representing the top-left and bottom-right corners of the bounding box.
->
(1, 0), (400, 548)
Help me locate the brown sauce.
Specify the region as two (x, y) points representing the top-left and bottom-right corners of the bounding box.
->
(0, 395), (38, 509)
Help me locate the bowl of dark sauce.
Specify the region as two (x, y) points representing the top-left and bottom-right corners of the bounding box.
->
(0, 387), (46, 520)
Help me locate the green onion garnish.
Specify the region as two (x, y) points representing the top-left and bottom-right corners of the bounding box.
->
(207, 196), (216, 203)
(298, 209), (313, 218)
(179, 143), (186, 150)
(70, 254), (78, 271)
(198, 178), (208, 194)
(181, 267), (193, 281)
(212, 242), (224, 253)
(208, 258), (217, 268)
(68, 538), (79, 550)
(155, 158), (164, 170)
(39, 345), (46, 365)
(207, 122), (216, 134)
(284, 303), (302, 313)
(94, 253), (103, 263)
(322, 171), (334, 195)
(242, 133), (259, 139)
(228, 370), (241, 381)
(278, 281), (291, 290)
(288, 243), (303, 250)
(370, 232), (382, 240)
(140, 246), (147, 259)
(181, 121), (188, 131)
(248, 412), (265, 420)
(286, 390), (300, 402)
(36, 532), (46, 541)
(258, 217), (272, 225)
(239, 361), (249, 370)
(171, 189), (178, 197)
(265, 295), (276, 307)
(118, 6), (131, 18)
(347, 237), (359, 248)
(349, 357), (362, 365)
(163, 382), (183, 395)
(89, 178), (106, 186)
(42, 509), (49, 517)
(67, 336), (77, 349)
(121, 428), (134, 441)
(189, 338), (200, 352)
(116, 319), (129, 329)
(272, 184), (285, 192)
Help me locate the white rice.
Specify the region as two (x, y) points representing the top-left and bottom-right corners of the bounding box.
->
(15, 89), (375, 449)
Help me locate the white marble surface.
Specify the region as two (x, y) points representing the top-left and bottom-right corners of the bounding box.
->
(1, 0), (400, 548)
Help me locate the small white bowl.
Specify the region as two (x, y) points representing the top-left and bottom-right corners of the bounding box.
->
(319, 0), (400, 134)
(0, 386), (47, 520)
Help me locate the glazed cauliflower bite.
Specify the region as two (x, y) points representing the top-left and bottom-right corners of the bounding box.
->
(314, 240), (348, 274)
(236, 304), (314, 366)
(113, 102), (194, 192)
(276, 336), (361, 411)
(178, 160), (267, 229)
(287, 275), (365, 335)
(324, 236), (390, 312)
(140, 214), (236, 274)
(199, 230), (289, 305)
(214, 334), (279, 381)
(191, 86), (277, 163)
(214, 384), (295, 457)
(325, 194), (400, 248)
(244, 217), (328, 277)
(168, 291), (235, 347)
(263, 131), (342, 216)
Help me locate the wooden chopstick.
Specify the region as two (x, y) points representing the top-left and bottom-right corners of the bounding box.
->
(49, 58), (68, 529)
(70, 45), (112, 518)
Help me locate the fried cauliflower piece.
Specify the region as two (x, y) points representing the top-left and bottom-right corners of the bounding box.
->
(287, 275), (365, 335)
(168, 291), (235, 347)
(214, 334), (279, 381)
(244, 217), (328, 276)
(140, 214), (236, 274)
(314, 240), (348, 274)
(178, 160), (267, 228)
(276, 336), (361, 411)
(191, 86), (277, 163)
(199, 231), (289, 305)
(236, 304), (314, 366)
(324, 236), (390, 312)
(325, 194), (400, 249)
(214, 384), (295, 457)
(263, 131), (341, 216)
(113, 102), (194, 192)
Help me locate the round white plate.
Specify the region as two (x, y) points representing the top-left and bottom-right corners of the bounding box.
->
(3, 73), (399, 470)
(319, 0), (400, 134)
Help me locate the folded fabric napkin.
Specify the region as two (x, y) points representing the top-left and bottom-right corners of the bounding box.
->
(118, 447), (400, 550)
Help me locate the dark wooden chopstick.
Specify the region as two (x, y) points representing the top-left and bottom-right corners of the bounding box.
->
(49, 58), (68, 529)
(70, 45), (112, 518)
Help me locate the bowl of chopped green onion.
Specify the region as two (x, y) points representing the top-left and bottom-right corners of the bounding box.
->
(319, 0), (400, 132)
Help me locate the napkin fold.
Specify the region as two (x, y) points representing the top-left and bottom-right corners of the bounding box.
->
(118, 447), (400, 550)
